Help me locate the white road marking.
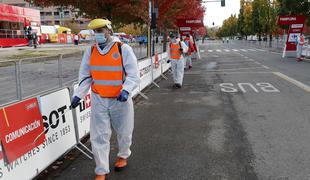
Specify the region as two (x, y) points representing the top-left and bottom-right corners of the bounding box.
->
(244, 57), (249, 59)
(208, 50), (213, 52)
(255, 48), (266, 52)
(273, 72), (310, 93)
(270, 51), (282, 55)
(186, 71), (273, 75)
(262, 65), (270, 69)
(240, 49), (247, 52)
(255, 62), (261, 65)
(215, 60), (253, 63)
(220, 82), (280, 93)
(248, 49), (256, 51)
(216, 49), (222, 52)
(207, 67), (265, 72)
(232, 49), (239, 52)
(224, 49), (230, 52)
(207, 62), (217, 69)
(200, 50), (205, 52)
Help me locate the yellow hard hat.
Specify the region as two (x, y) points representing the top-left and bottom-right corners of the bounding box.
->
(87, 19), (112, 30)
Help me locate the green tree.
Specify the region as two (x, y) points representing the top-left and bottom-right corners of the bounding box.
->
(243, 2), (253, 38)
(216, 14), (238, 38)
(237, 0), (245, 37)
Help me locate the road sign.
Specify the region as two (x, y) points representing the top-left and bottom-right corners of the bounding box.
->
(277, 15), (306, 56)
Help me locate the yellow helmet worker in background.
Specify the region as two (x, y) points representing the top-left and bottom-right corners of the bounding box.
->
(71, 18), (140, 180)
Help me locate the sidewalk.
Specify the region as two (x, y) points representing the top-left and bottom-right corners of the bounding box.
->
(37, 55), (257, 180)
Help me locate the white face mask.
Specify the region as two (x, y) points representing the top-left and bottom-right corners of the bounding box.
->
(95, 33), (107, 44)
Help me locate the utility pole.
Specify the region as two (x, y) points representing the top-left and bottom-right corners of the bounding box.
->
(267, 0), (272, 48)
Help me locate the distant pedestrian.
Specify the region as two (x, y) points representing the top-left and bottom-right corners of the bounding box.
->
(32, 32), (38, 49)
(25, 26), (33, 46)
(74, 34), (79, 45)
(184, 34), (194, 69)
(167, 33), (188, 89)
(296, 33), (305, 61)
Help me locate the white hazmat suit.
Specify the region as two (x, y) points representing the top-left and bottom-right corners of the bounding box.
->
(169, 40), (188, 86)
(74, 37), (140, 175)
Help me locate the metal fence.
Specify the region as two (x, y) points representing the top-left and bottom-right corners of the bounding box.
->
(0, 42), (167, 107)
(242, 35), (310, 57)
(242, 35), (287, 50)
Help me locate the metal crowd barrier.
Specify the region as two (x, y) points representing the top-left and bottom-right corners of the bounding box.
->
(0, 52), (170, 180)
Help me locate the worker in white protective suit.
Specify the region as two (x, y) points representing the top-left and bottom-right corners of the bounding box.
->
(70, 19), (140, 180)
(167, 33), (188, 89)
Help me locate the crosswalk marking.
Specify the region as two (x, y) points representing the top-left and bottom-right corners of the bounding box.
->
(204, 48), (269, 55)
(255, 49), (266, 52)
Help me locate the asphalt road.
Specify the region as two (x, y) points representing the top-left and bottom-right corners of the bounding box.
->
(39, 41), (310, 180)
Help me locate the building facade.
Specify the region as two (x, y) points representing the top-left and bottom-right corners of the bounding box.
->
(0, 0), (89, 29)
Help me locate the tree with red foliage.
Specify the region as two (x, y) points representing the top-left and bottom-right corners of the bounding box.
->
(29, 0), (204, 28)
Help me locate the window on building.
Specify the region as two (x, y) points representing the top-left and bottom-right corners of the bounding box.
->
(54, 21), (60, 25)
(64, 11), (70, 16)
(54, 12), (59, 16)
(45, 12), (52, 16)
(40, 12), (44, 16)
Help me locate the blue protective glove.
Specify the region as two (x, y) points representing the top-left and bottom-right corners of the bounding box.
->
(117, 90), (129, 102)
(70, 96), (81, 109)
(167, 60), (171, 63)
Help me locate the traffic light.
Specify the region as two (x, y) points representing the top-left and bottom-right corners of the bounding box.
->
(221, 0), (225, 7)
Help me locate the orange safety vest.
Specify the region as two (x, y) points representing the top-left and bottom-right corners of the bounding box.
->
(170, 42), (182, 60)
(89, 42), (124, 98)
(300, 36), (305, 46)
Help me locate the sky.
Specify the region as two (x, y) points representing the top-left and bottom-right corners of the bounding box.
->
(203, 0), (240, 27)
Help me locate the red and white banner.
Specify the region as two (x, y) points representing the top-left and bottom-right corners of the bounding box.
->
(0, 97), (45, 163)
(73, 84), (91, 140)
(277, 15), (306, 52)
(0, 88), (76, 180)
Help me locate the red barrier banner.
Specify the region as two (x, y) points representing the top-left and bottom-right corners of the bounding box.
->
(0, 97), (45, 163)
(176, 19), (204, 28)
(277, 15), (306, 26)
(277, 15), (306, 53)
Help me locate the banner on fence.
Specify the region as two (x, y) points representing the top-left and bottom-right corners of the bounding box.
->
(0, 88), (76, 180)
(161, 52), (170, 73)
(73, 84), (91, 140)
(152, 54), (162, 80)
(139, 58), (152, 90)
(0, 97), (45, 163)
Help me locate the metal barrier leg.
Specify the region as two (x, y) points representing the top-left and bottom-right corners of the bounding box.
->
(75, 145), (93, 159)
(78, 141), (93, 154)
(152, 81), (160, 88)
(138, 92), (149, 100)
(161, 74), (168, 80)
